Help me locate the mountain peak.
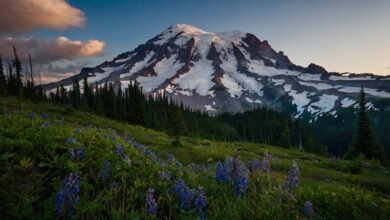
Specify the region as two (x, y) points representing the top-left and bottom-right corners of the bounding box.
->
(168, 23), (209, 34)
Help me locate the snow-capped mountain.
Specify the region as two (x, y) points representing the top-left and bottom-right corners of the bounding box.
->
(44, 24), (390, 120)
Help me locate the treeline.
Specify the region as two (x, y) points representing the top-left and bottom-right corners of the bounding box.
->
(48, 77), (238, 142)
(218, 109), (326, 154)
(0, 47), (324, 154)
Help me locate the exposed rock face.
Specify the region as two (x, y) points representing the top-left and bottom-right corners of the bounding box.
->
(44, 24), (390, 120)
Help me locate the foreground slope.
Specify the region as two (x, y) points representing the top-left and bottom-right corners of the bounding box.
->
(0, 97), (389, 219)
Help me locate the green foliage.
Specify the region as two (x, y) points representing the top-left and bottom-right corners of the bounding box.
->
(0, 97), (389, 219)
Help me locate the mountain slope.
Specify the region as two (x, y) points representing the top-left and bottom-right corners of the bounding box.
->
(44, 24), (390, 119)
(1, 96), (390, 219)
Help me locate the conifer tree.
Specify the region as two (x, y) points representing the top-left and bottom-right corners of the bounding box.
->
(354, 86), (386, 161)
(171, 109), (186, 147)
(278, 119), (291, 148)
(12, 46), (23, 94)
(0, 54), (6, 95)
(71, 78), (81, 109)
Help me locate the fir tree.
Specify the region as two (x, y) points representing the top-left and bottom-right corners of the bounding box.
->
(0, 54), (6, 95)
(171, 109), (186, 147)
(71, 78), (81, 109)
(353, 86), (386, 161)
(12, 46), (23, 94)
(278, 120), (291, 148)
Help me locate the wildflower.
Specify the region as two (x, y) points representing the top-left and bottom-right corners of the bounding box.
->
(301, 201), (315, 218)
(123, 132), (133, 142)
(284, 161), (299, 193)
(260, 158), (272, 173)
(55, 172), (80, 218)
(77, 147), (84, 160)
(75, 128), (81, 135)
(246, 160), (261, 173)
(232, 156), (249, 179)
(173, 179), (194, 210)
(123, 155), (131, 166)
(109, 181), (119, 191)
(158, 171), (172, 181)
(28, 112), (36, 119)
(40, 113), (49, 119)
(98, 160), (111, 180)
(145, 188), (158, 215)
(215, 162), (230, 183)
(69, 148), (76, 160)
(67, 138), (77, 145)
(233, 175), (248, 197)
(223, 156), (234, 178)
(194, 188), (207, 220)
(41, 121), (49, 128)
(113, 143), (124, 156)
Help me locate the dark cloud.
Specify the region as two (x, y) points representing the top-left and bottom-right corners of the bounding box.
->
(46, 61), (90, 74)
(0, 36), (105, 62)
(0, 0), (85, 34)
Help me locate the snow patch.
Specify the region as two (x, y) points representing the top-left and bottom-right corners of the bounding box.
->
(205, 105), (217, 111)
(137, 54), (183, 92)
(341, 97), (355, 108)
(120, 52), (155, 79)
(307, 94), (339, 116)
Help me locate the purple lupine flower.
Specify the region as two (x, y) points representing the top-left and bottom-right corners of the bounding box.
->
(232, 156), (249, 196)
(158, 171), (172, 181)
(145, 188), (158, 215)
(69, 148), (76, 160)
(246, 160), (261, 173)
(123, 132), (133, 142)
(223, 156), (233, 178)
(173, 179), (194, 210)
(40, 113), (49, 119)
(194, 188), (207, 220)
(110, 181), (119, 190)
(215, 162), (230, 183)
(113, 143), (124, 156)
(301, 201), (315, 218)
(55, 172), (80, 218)
(233, 175), (248, 197)
(28, 112), (36, 119)
(233, 156), (249, 179)
(67, 138), (77, 145)
(41, 121), (49, 128)
(284, 161), (299, 193)
(260, 158), (272, 173)
(98, 160), (111, 180)
(77, 147), (84, 160)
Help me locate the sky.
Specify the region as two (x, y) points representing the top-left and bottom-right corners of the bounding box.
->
(0, 0), (389, 83)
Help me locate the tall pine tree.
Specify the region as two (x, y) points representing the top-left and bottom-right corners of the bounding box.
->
(0, 54), (6, 95)
(353, 86), (386, 161)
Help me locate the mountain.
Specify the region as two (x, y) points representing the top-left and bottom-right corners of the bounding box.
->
(44, 24), (390, 120)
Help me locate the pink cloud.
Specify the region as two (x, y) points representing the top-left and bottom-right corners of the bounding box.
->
(0, 0), (85, 34)
(0, 36), (105, 62)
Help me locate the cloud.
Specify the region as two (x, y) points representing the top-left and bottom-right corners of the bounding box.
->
(46, 61), (90, 74)
(0, 36), (105, 62)
(0, 0), (85, 34)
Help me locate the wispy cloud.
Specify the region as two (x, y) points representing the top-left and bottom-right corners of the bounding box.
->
(0, 0), (85, 34)
(0, 36), (105, 62)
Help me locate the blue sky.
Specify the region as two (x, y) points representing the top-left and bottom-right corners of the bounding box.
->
(2, 0), (390, 80)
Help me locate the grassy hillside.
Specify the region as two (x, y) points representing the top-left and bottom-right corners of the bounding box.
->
(1, 97), (389, 219)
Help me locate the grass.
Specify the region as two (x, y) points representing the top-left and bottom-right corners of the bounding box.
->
(0, 96), (389, 219)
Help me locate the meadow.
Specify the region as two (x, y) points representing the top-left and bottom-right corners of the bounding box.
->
(1, 97), (389, 219)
